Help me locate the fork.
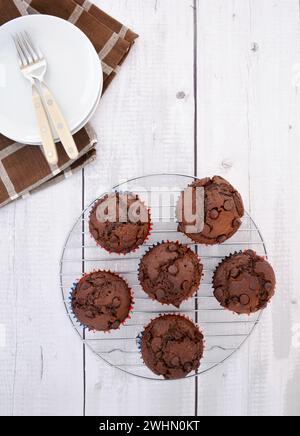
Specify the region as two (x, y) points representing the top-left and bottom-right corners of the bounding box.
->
(13, 34), (58, 165)
(13, 31), (79, 162)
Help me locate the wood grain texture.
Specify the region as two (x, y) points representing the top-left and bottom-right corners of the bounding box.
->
(196, 0), (300, 417)
(196, 0), (253, 416)
(0, 0), (299, 416)
(84, 0), (196, 417)
(0, 178), (84, 416)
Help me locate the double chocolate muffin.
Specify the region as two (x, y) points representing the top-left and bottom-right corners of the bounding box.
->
(71, 271), (133, 332)
(89, 192), (151, 254)
(177, 176), (244, 245)
(138, 242), (203, 308)
(140, 315), (204, 380)
(213, 250), (276, 314)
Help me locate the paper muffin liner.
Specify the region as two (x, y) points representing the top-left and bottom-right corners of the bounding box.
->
(212, 250), (273, 316)
(136, 313), (205, 378)
(88, 191), (153, 256)
(175, 178), (244, 246)
(212, 249), (265, 287)
(69, 269), (135, 333)
(137, 240), (204, 308)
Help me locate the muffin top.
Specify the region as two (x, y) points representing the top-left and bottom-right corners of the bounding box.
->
(213, 250), (276, 314)
(138, 242), (203, 308)
(141, 315), (204, 380)
(71, 271), (133, 332)
(89, 192), (151, 254)
(177, 176), (244, 245)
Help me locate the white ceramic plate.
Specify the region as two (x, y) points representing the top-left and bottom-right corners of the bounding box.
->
(0, 15), (103, 145)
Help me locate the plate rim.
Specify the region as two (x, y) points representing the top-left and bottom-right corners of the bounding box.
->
(0, 14), (103, 144)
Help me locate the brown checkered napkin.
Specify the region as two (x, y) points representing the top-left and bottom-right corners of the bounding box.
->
(0, 0), (138, 208)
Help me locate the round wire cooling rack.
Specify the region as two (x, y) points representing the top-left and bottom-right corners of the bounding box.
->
(60, 174), (266, 380)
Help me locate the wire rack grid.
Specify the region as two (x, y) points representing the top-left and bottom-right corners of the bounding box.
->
(60, 174), (266, 380)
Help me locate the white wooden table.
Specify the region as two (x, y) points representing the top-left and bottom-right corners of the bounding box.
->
(1, 0), (300, 416)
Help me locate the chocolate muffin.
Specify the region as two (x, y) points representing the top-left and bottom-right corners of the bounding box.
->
(177, 176), (244, 245)
(138, 242), (203, 308)
(213, 250), (276, 315)
(140, 315), (204, 380)
(89, 192), (151, 254)
(71, 271), (133, 332)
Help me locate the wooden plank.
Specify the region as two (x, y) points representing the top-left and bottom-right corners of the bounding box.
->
(196, 0), (252, 416)
(242, 0), (300, 417)
(196, 0), (300, 416)
(84, 0), (196, 416)
(0, 178), (84, 416)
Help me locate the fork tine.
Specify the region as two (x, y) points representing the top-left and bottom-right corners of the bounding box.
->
(15, 33), (30, 65)
(12, 35), (23, 66)
(18, 32), (34, 64)
(24, 31), (42, 61)
(14, 34), (29, 66)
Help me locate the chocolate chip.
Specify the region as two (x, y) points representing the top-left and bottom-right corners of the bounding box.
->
(224, 199), (234, 211)
(231, 296), (240, 305)
(245, 250), (255, 257)
(111, 320), (120, 329)
(80, 281), (92, 291)
(210, 209), (219, 219)
(260, 290), (268, 301)
(112, 297), (121, 308)
(174, 331), (183, 340)
(168, 265), (178, 275)
(156, 362), (167, 375)
(184, 362), (193, 372)
(91, 229), (99, 240)
(233, 218), (242, 227)
(264, 282), (273, 291)
(168, 243), (178, 252)
(230, 267), (240, 278)
(203, 224), (211, 234)
(144, 332), (151, 342)
(171, 356), (180, 366)
(240, 294), (250, 305)
(156, 289), (166, 300)
(233, 193), (244, 216)
(182, 281), (191, 292)
(214, 288), (224, 301)
(151, 337), (162, 352)
(138, 228), (146, 238)
(217, 235), (227, 244)
(249, 277), (259, 291)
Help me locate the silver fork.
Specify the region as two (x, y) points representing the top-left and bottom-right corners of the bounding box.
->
(13, 31), (79, 161)
(13, 33), (58, 165)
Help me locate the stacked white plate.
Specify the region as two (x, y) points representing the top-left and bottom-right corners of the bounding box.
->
(0, 15), (103, 145)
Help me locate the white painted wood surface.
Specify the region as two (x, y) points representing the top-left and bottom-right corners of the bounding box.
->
(0, 0), (300, 416)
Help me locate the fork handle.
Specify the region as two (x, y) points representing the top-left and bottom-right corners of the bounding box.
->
(41, 83), (79, 160)
(32, 85), (58, 165)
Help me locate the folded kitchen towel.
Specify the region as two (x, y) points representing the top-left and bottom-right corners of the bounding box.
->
(0, 0), (138, 208)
